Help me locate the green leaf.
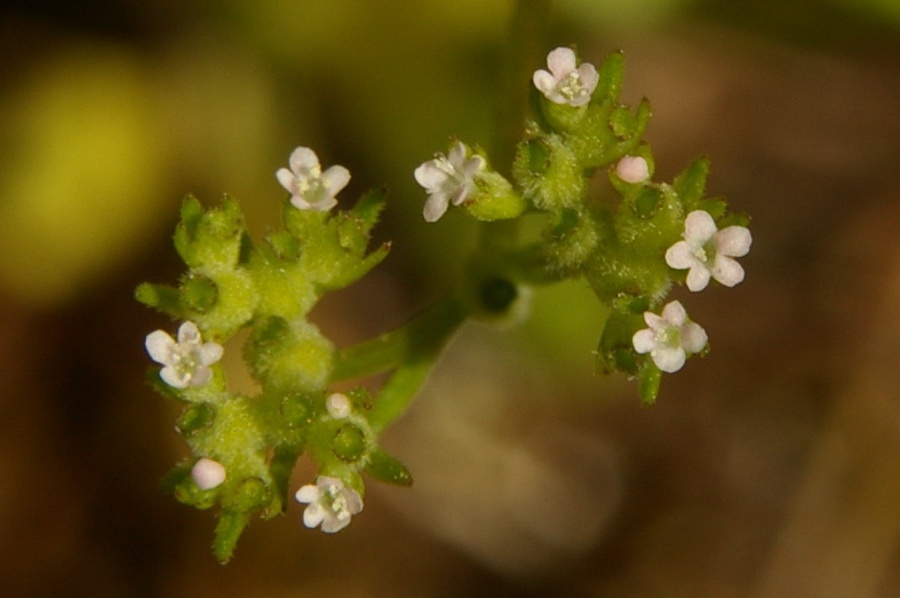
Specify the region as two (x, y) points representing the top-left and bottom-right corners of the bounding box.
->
(176, 403), (216, 436)
(179, 273), (218, 313)
(351, 188), (387, 233)
(638, 362), (662, 405)
(365, 448), (413, 487)
(213, 510), (250, 564)
(134, 282), (182, 316)
(596, 311), (644, 375)
(593, 51), (625, 107)
(673, 157), (710, 209)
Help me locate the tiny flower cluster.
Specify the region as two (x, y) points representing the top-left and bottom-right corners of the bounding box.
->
(632, 211), (752, 373)
(144, 146), (367, 538)
(145, 321), (223, 389)
(295, 475), (363, 533)
(411, 48), (752, 381)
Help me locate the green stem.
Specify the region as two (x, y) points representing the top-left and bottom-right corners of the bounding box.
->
(365, 297), (467, 433)
(330, 296), (467, 383)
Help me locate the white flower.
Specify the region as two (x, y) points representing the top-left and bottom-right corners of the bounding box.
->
(414, 141), (485, 222)
(326, 392), (351, 419)
(665, 210), (752, 292)
(615, 155), (649, 183)
(295, 476), (363, 533)
(145, 321), (223, 388)
(532, 47), (599, 107)
(276, 146), (350, 211)
(632, 300), (708, 373)
(191, 458), (226, 490)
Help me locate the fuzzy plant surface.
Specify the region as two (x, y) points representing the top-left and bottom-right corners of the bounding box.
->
(137, 44), (751, 563)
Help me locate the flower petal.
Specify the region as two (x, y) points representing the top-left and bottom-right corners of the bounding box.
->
(716, 226), (752, 258)
(414, 162), (446, 192)
(159, 365), (189, 389)
(295, 484), (319, 505)
(643, 310), (664, 329)
(665, 241), (696, 270)
(322, 165), (351, 196)
(684, 210), (717, 243)
(177, 321), (202, 345)
(276, 167), (295, 193)
(321, 515), (351, 533)
(681, 322), (709, 354)
(289, 146), (319, 174)
(423, 193), (450, 222)
(632, 329), (656, 354)
(653, 346), (686, 373)
(686, 266), (712, 292)
(576, 63), (599, 93)
(145, 330), (176, 365)
(532, 70), (555, 94)
(661, 300), (687, 326)
(711, 255), (745, 287)
(302, 503), (326, 529)
(461, 154), (485, 178)
(197, 342), (224, 367)
(447, 141), (467, 167)
(546, 47), (577, 78)
(188, 366), (212, 387)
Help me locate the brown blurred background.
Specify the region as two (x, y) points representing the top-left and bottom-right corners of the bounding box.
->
(1, 0), (899, 596)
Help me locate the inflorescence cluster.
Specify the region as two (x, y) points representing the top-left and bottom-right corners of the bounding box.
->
(138, 47), (751, 561)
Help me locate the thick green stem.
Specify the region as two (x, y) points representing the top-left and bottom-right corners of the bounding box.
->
(330, 296), (467, 383)
(365, 297), (467, 433)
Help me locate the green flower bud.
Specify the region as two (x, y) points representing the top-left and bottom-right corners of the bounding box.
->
(513, 134), (585, 212)
(332, 424), (367, 463)
(464, 171), (527, 221)
(179, 273), (218, 313)
(176, 402), (216, 436)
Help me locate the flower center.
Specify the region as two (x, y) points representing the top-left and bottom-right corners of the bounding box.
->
(656, 325), (682, 349)
(557, 71), (586, 101)
(171, 346), (200, 381)
(325, 484), (352, 520)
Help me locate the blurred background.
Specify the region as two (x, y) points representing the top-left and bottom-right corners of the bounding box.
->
(1, 0), (899, 596)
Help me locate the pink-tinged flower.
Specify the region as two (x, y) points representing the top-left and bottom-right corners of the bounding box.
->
(615, 155), (649, 183)
(276, 146), (350, 211)
(665, 210), (752, 292)
(191, 458), (226, 490)
(295, 476), (363, 533)
(414, 141), (485, 222)
(145, 321), (223, 388)
(632, 300), (708, 373)
(326, 392), (351, 419)
(532, 47), (599, 107)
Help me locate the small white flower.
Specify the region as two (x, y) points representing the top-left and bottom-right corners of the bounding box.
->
(295, 476), (363, 533)
(532, 47), (599, 107)
(326, 392), (351, 419)
(632, 300), (708, 373)
(276, 146), (350, 211)
(665, 210), (752, 292)
(145, 321), (223, 389)
(191, 458), (226, 490)
(414, 141), (485, 222)
(615, 155), (649, 183)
